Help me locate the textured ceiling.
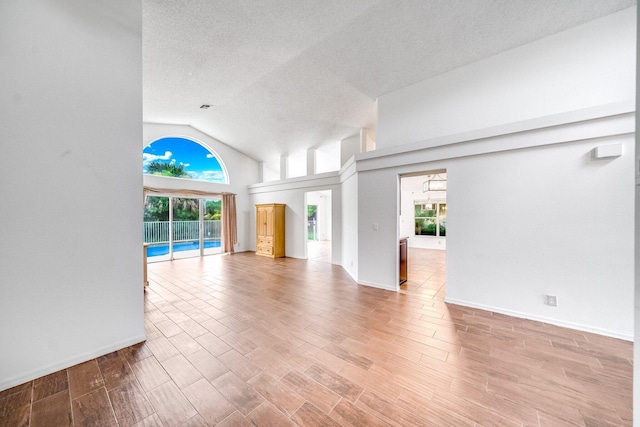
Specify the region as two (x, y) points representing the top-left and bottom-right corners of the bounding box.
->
(143, 0), (635, 165)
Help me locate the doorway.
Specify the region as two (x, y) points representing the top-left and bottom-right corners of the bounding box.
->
(305, 190), (332, 263)
(399, 171), (447, 298)
(144, 195), (223, 262)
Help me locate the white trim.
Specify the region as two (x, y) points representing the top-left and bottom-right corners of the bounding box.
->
(444, 297), (633, 342)
(248, 172), (340, 194)
(361, 100), (634, 160)
(358, 280), (398, 292)
(0, 334), (147, 392)
(356, 109), (634, 173)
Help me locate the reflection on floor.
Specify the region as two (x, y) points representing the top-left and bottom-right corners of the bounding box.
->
(0, 250), (632, 426)
(400, 247), (446, 300)
(307, 240), (331, 263)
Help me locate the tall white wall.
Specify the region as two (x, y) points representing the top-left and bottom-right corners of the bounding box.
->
(143, 123), (259, 252)
(445, 135), (634, 337)
(0, 1), (144, 390)
(377, 7), (636, 149)
(359, 8), (636, 338)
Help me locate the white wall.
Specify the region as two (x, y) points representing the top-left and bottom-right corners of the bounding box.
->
(446, 135), (634, 338)
(0, 0), (144, 390)
(341, 134), (361, 167)
(377, 7), (637, 149)
(143, 123), (258, 252)
(358, 8), (636, 338)
(633, 5), (639, 421)
(316, 141), (341, 174)
(341, 165), (358, 280)
(249, 173), (342, 264)
(287, 149), (307, 178)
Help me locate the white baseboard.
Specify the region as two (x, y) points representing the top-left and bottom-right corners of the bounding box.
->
(444, 297), (633, 341)
(358, 280), (398, 292)
(0, 334), (147, 392)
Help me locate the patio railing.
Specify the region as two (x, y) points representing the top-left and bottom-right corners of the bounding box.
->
(144, 220), (221, 244)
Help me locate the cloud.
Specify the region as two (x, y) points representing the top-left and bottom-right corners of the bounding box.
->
(191, 170), (227, 182)
(142, 151), (172, 165)
(206, 153), (214, 158)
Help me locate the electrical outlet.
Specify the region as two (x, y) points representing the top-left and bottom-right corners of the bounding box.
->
(545, 295), (558, 306)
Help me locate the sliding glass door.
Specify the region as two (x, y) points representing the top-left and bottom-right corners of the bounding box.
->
(144, 195), (222, 261)
(172, 197), (200, 260)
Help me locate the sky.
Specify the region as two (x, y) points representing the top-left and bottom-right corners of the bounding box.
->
(143, 137), (226, 183)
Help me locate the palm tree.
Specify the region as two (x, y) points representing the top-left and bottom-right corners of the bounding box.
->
(146, 161), (192, 178)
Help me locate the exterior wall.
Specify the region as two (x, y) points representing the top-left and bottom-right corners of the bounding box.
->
(0, 1), (144, 390)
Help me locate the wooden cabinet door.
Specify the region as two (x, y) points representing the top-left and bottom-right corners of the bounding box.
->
(265, 206), (274, 237)
(257, 207), (268, 236)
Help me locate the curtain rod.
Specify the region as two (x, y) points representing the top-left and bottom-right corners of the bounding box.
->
(143, 187), (236, 197)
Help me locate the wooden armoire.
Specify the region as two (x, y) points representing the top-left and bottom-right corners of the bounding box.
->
(255, 203), (285, 258)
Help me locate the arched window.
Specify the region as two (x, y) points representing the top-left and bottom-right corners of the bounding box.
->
(143, 137), (228, 183)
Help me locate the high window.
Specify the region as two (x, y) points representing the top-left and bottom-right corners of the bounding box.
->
(143, 137), (228, 183)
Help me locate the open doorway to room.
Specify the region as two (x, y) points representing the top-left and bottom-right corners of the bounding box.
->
(305, 190), (332, 263)
(399, 171), (447, 299)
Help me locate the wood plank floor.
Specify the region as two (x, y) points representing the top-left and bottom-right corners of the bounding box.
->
(0, 249), (632, 426)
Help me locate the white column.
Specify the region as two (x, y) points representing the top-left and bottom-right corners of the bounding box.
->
(280, 154), (288, 180)
(258, 161), (265, 183)
(307, 147), (316, 176)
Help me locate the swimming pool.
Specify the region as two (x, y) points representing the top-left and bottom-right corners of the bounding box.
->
(146, 241), (221, 257)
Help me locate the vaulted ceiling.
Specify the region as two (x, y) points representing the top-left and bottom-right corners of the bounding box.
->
(143, 0), (635, 166)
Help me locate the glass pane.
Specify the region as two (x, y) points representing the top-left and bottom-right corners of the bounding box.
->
(144, 196), (170, 261)
(308, 205), (317, 241)
(415, 217), (437, 236)
(439, 203), (447, 237)
(415, 203), (437, 236)
(172, 198), (200, 259)
(203, 198), (222, 255)
(143, 137), (227, 183)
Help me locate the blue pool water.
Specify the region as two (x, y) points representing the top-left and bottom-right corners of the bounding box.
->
(146, 241), (221, 257)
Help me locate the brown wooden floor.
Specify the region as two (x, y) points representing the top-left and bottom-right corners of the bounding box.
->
(0, 249), (632, 426)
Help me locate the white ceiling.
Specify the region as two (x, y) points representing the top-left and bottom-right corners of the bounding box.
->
(143, 0), (635, 166)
